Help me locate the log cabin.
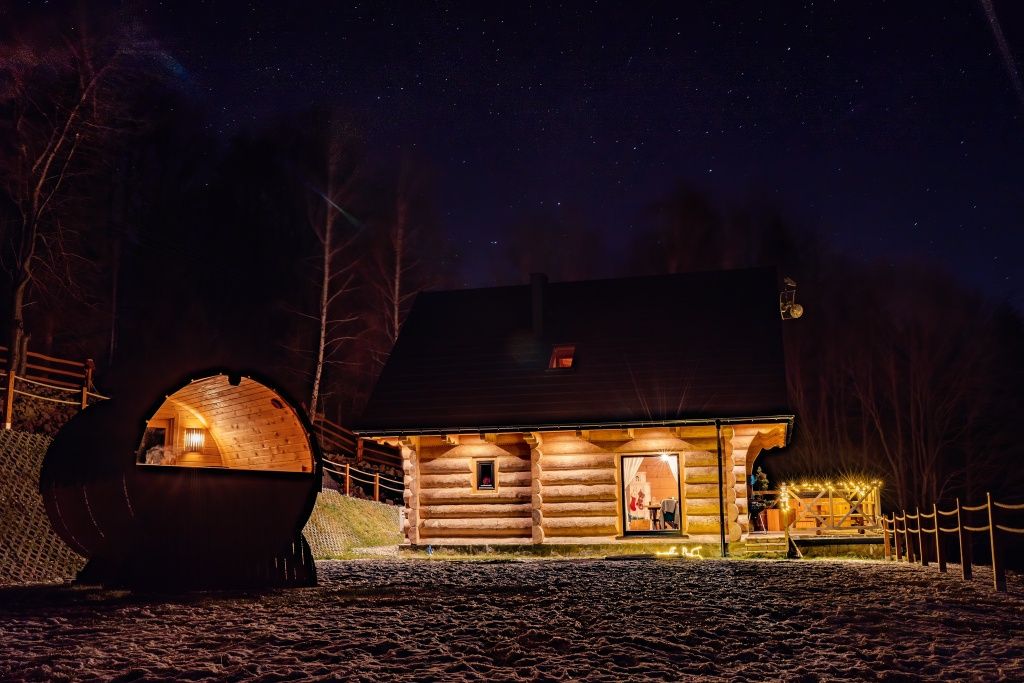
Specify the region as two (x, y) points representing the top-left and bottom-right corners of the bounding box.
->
(356, 268), (794, 549)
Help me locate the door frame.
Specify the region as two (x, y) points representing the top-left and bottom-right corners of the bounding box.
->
(620, 452), (685, 537)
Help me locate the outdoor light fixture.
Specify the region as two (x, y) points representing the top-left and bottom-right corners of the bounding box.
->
(183, 427), (206, 452)
(780, 277), (804, 320)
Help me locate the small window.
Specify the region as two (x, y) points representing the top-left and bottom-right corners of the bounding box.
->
(548, 344), (576, 369)
(476, 460), (496, 490)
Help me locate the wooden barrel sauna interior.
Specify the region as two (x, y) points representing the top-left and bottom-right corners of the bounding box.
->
(40, 371), (322, 589)
(138, 374), (314, 473)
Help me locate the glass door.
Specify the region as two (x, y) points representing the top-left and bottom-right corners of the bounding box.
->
(622, 454), (682, 536)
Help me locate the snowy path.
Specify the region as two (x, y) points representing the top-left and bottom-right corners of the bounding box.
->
(1, 559), (1022, 681)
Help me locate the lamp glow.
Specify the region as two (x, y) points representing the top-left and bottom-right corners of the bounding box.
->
(184, 427), (205, 452)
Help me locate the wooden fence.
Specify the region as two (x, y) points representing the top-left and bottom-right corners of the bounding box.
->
(311, 416), (401, 470)
(307, 417), (403, 501)
(883, 493), (1024, 592)
(0, 346), (105, 429)
(320, 456), (404, 503)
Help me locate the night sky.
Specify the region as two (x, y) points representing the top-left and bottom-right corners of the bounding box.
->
(140, 1), (1022, 304)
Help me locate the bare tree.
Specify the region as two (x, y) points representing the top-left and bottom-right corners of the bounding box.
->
(0, 11), (157, 371)
(298, 113), (364, 418)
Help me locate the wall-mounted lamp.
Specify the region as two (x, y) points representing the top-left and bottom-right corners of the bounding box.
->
(184, 427), (206, 452)
(780, 277), (805, 320)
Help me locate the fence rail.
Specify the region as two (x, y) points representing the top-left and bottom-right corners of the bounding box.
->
(883, 493), (1023, 592)
(0, 346), (100, 429)
(311, 415), (401, 469)
(321, 455), (403, 503)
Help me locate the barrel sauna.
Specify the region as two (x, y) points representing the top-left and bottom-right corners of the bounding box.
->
(40, 371), (322, 588)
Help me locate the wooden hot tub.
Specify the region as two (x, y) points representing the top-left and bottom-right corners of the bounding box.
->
(40, 371), (323, 588)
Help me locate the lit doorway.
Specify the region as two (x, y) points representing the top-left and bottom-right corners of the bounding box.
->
(621, 454), (683, 536)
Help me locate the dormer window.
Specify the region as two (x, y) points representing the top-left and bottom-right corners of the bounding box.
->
(548, 344), (576, 369)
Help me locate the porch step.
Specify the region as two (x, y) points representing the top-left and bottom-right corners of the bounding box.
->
(739, 536), (790, 558)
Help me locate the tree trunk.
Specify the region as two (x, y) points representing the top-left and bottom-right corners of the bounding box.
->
(310, 211), (331, 419)
(8, 275), (31, 373)
(390, 196), (405, 344)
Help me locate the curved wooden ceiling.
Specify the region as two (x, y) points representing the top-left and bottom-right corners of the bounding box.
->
(143, 375), (313, 473)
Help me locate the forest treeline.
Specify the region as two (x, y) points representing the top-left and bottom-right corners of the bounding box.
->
(2, 8), (1021, 509)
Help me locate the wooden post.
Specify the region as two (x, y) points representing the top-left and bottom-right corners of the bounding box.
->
(344, 463), (350, 496)
(957, 498), (972, 581)
(828, 489), (835, 531)
(894, 514), (902, 561)
(374, 472), (380, 502)
(715, 420), (728, 558)
(80, 360), (94, 411)
(987, 492), (1006, 592)
(909, 509), (917, 565)
(4, 370), (15, 430)
(883, 515), (892, 561)
(933, 503), (946, 573)
(917, 507), (928, 566)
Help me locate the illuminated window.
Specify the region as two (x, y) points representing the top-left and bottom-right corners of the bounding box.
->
(548, 344), (576, 369)
(476, 460), (496, 490)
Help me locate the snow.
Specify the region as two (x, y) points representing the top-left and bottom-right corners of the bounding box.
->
(1, 558), (1022, 681)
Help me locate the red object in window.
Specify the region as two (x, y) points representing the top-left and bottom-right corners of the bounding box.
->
(548, 344), (576, 369)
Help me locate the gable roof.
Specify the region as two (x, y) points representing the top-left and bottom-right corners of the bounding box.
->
(356, 267), (791, 435)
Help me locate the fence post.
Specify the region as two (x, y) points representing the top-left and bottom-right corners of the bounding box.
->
(80, 359), (94, 411)
(909, 509), (917, 565)
(987, 492), (1006, 592)
(344, 463), (350, 496)
(917, 507), (928, 567)
(4, 370), (15, 430)
(933, 503), (946, 573)
(883, 515), (892, 561)
(957, 498), (972, 581)
(894, 514), (903, 561)
(374, 473), (380, 502)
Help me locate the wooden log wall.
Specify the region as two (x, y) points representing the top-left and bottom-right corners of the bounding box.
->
(397, 423), (788, 545)
(413, 434), (532, 541)
(533, 431), (619, 540)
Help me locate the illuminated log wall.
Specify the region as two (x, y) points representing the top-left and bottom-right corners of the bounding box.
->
(394, 424), (787, 546)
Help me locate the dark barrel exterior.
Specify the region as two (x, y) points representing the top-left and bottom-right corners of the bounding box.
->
(39, 370), (322, 588)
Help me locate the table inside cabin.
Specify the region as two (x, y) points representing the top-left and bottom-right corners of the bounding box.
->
(648, 504), (661, 530)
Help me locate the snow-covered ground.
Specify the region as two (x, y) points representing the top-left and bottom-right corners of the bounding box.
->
(1, 558), (1022, 681)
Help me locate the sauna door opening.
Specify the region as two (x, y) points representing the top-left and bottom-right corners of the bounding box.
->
(136, 374), (313, 473)
(622, 454), (682, 536)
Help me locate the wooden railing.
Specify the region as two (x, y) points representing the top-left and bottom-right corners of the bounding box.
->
(0, 346), (105, 429)
(882, 494), (1024, 592)
(311, 415), (401, 469)
(320, 457), (404, 503)
(751, 484), (883, 534)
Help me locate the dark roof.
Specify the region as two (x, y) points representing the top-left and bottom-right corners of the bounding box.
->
(356, 267), (791, 434)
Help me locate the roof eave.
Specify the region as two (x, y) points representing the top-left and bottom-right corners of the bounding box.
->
(356, 413), (795, 444)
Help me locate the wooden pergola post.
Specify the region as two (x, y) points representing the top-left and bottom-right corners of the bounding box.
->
(828, 488), (835, 531)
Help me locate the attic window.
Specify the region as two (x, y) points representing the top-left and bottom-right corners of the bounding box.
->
(548, 344), (576, 369)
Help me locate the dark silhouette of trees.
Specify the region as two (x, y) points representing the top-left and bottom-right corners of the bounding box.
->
(0, 8), (169, 372)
